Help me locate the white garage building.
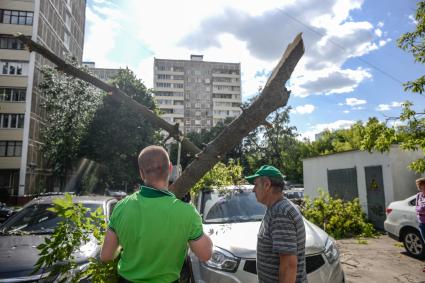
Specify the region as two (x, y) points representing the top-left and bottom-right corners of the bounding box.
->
(303, 145), (424, 229)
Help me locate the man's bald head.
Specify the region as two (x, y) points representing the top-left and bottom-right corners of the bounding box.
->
(138, 146), (170, 182)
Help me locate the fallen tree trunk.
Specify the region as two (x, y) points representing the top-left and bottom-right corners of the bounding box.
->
(15, 33), (201, 156)
(170, 33), (304, 198)
(17, 32), (304, 198)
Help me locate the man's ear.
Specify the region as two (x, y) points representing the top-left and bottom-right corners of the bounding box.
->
(169, 162), (173, 174)
(139, 169), (145, 181)
(263, 178), (272, 190)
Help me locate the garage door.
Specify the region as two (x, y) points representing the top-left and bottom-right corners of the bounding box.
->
(327, 167), (359, 201)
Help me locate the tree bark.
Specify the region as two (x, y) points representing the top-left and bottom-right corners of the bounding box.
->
(15, 33), (201, 156)
(170, 33), (305, 198)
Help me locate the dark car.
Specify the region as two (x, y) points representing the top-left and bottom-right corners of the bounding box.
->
(0, 202), (15, 224)
(0, 195), (117, 282)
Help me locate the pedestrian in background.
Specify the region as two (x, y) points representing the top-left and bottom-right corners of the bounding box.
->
(245, 165), (307, 283)
(415, 177), (425, 272)
(100, 145), (212, 283)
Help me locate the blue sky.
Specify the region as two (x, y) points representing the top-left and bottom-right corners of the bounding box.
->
(83, 0), (424, 140)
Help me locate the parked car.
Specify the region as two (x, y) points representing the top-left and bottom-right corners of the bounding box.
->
(384, 194), (425, 259)
(189, 185), (345, 283)
(0, 194), (117, 282)
(0, 202), (15, 224)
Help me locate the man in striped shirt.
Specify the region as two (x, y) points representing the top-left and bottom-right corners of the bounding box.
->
(245, 165), (307, 283)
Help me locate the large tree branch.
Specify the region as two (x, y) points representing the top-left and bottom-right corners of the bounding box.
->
(15, 33), (201, 156)
(170, 33), (305, 197)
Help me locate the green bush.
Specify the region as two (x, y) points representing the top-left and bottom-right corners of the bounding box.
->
(302, 189), (377, 239)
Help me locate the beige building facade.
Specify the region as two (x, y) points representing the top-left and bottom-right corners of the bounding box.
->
(0, 0), (86, 200)
(153, 55), (242, 134)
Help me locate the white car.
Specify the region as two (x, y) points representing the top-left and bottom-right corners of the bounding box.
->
(189, 185), (345, 283)
(384, 194), (425, 259)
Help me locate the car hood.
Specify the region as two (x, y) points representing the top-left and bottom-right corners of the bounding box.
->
(0, 235), (98, 280)
(204, 219), (327, 258)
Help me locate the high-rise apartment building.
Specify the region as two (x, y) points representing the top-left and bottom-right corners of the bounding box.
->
(0, 0), (86, 201)
(82, 61), (120, 81)
(153, 55), (242, 134)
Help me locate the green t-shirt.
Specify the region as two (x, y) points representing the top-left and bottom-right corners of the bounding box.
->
(108, 186), (203, 283)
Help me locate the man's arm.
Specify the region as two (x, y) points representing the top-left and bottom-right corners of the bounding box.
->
(100, 229), (119, 262)
(189, 233), (213, 262)
(279, 254), (298, 283)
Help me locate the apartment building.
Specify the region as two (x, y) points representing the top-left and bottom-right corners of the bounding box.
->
(82, 61), (120, 81)
(153, 55), (242, 134)
(0, 0), (86, 201)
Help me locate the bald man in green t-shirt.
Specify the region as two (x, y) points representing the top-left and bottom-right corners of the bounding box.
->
(101, 145), (212, 283)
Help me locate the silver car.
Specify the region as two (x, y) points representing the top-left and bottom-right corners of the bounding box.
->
(189, 185), (345, 283)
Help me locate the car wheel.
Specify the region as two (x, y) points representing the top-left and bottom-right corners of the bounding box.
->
(402, 228), (425, 259)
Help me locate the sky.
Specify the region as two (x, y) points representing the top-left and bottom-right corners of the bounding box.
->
(83, 0), (424, 140)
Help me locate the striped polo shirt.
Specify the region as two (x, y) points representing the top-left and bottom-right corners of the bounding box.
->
(257, 198), (307, 283)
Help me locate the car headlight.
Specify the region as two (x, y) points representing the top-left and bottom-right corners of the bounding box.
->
(202, 246), (240, 273)
(324, 237), (339, 264)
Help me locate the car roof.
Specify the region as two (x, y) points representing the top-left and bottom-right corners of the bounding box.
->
(203, 184), (254, 191)
(25, 195), (117, 206)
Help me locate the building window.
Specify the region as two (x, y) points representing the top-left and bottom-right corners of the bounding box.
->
(0, 61), (28, 76)
(0, 114), (24, 128)
(0, 9), (33, 26)
(0, 35), (26, 50)
(157, 74), (171, 80)
(156, 82), (171, 88)
(0, 141), (22, 157)
(64, 32), (70, 49)
(0, 88), (26, 102)
(157, 65), (172, 71)
(155, 91), (183, 97)
(195, 120), (201, 125)
(174, 83), (184, 89)
(195, 102), (200, 108)
(173, 66), (184, 72)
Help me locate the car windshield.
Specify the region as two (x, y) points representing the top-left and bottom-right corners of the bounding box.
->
(0, 203), (102, 234)
(285, 191), (303, 199)
(201, 189), (266, 224)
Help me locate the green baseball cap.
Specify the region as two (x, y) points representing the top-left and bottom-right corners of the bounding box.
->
(245, 165), (284, 184)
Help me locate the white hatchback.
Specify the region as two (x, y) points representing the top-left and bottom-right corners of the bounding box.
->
(384, 194), (425, 259)
(189, 186), (345, 283)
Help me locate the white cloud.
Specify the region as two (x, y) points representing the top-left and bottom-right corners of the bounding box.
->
(83, 0), (389, 99)
(375, 101), (402, 111)
(83, 3), (124, 69)
(345, 97), (366, 106)
(374, 28), (382, 37)
(343, 110), (350, 114)
(290, 67), (372, 97)
(377, 21), (384, 28)
(409, 14), (418, 25)
(300, 120), (356, 140)
(292, 104), (316, 114)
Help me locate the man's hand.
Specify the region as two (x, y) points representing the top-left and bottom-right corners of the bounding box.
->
(100, 229), (119, 262)
(279, 254), (297, 283)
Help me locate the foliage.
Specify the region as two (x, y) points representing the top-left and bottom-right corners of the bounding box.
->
(174, 117), (241, 169)
(307, 121), (365, 156)
(191, 160), (244, 195)
(397, 1), (425, 94)
(358, 1), (425, 173)
(242, 107), (309, 183)
(302, 190), (377, 239)
(33, 193), (118, 282)
(79, 68), (161, 192)
(39, 64), (102, 180)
